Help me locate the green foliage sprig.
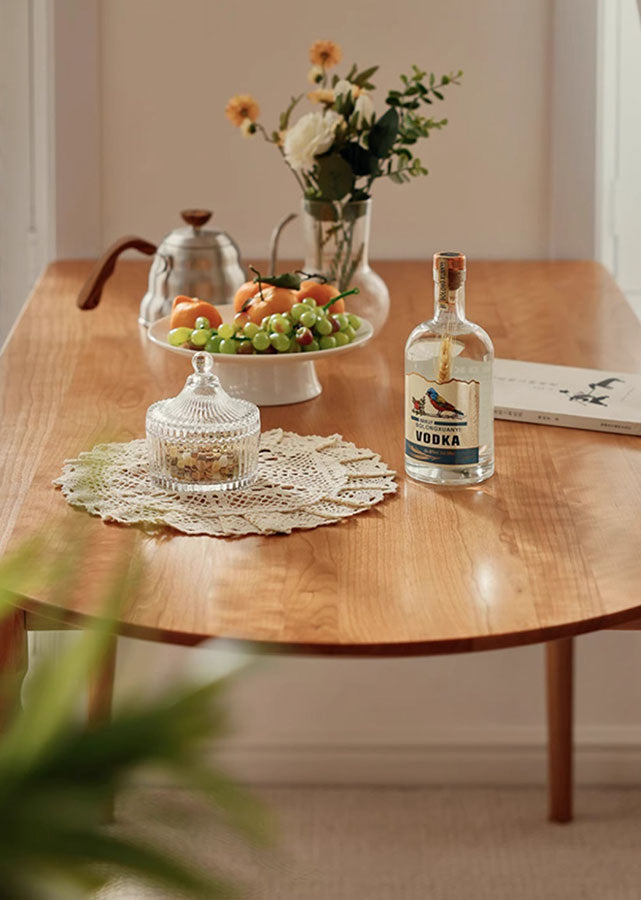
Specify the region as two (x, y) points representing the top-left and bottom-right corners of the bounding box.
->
(313, 65), (462, 201)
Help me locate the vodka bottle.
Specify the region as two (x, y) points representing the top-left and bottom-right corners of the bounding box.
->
(404, 251), (494, 485)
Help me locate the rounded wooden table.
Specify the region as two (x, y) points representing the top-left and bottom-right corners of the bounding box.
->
(2, 259), (641, 822)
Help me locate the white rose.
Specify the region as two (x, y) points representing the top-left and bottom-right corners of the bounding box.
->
(354, 92), (375, 126)
(283, 111), (342, 172)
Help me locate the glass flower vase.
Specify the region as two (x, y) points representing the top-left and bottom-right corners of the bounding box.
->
(301, 198), (390, 334)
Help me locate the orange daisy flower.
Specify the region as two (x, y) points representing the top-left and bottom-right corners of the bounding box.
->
(225, 94), (260, 127)
(309, 40), (342, 69)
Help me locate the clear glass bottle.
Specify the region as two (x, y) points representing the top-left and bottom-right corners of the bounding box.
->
(404, 251), (494, 485)
(146, 352), (260, 492)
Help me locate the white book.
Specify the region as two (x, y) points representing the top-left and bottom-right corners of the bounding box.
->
(493, 359), (641, 435)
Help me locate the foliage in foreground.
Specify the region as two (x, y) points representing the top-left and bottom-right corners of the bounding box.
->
(0, 529), (269, 899)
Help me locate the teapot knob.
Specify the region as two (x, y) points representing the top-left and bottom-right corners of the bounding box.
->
(181, 208), (212, 229)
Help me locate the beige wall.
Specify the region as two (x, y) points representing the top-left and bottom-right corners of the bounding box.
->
(100, 0), (553, 260)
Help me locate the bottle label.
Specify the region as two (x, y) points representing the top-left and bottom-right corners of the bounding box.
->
(405, 372), (480, 466)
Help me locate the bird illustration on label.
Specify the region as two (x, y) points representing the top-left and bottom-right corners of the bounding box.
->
(406, 377), (479, 463)
(412, 388), (465, 419)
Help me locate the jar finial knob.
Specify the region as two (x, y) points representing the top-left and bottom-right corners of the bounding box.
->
(192, 352), (213, 375)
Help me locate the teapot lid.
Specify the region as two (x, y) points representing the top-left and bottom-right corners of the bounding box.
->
(162, 209), (237, 251)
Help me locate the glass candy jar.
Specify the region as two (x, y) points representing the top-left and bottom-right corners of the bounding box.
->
(146, 352), (260, 492)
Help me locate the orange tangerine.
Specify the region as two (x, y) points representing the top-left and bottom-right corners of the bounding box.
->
(247, 286), (297, 325)
(296, 279), (345, 313)
(169, 296), (222, 330)
(233, 280), (263, 313)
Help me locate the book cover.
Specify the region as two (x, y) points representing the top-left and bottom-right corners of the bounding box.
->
(494, 359), (641, 435)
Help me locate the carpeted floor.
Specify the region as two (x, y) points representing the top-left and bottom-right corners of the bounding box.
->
(97, 786), (641, 899)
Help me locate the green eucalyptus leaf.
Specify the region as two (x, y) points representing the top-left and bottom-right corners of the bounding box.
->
(334, 93), (354, 118)
(340, 143), (380, 177)
(368, 107), (399, 158)
(253, 272), (302, 289)
(353, 65), (379, 87)
(316, 154), (354, 201)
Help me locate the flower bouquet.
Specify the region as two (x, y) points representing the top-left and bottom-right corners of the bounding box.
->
(226, 40), (462, 332)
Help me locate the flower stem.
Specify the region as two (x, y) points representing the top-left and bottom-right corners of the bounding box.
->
(255, 122), (306, 193)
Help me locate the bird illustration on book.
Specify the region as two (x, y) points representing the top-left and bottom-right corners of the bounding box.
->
(559, 377), (624, 407)
(426, 387), (465, 418)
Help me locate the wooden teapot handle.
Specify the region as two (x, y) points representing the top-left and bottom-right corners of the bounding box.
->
(77, 236), (157, 310)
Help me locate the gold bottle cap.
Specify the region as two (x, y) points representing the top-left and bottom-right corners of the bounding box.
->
(433, 251), (466, 286)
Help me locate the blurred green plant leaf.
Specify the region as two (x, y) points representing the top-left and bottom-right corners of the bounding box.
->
(0, 527), (269, 899)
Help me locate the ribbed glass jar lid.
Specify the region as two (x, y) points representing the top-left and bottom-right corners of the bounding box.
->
(146, 352), (259, 435)
(146, 353), (260, 493)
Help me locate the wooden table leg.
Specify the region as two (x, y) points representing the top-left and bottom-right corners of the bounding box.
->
(0, 609), (28, 730)
(546, 637), (574, 823)
(88, 636), (117, 727)
(88, 637), (117, 822)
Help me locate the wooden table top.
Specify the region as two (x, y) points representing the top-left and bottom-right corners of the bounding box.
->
(2, 259), (641, 655)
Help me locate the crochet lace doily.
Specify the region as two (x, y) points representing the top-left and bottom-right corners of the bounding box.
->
(54, 430), (397, 537)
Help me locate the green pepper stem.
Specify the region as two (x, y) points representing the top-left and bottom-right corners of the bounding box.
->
(322, 286), (360, 311)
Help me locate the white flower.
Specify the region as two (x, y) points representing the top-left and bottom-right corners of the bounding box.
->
(283, 110), (342, 171)
(307, 65), (324, 85)
(240, 118), (256, 138)
(334, 79), (355, 99)
(354, 92), (375, 126)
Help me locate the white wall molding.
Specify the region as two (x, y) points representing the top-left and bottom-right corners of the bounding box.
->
(211, 727), (641, 787)
(594, 0), (620, 273)
(49, 0), (102, 258)
(548, 0), (600, 259)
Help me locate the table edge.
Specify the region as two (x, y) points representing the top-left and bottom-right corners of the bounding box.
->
(14, 593), (641, 656)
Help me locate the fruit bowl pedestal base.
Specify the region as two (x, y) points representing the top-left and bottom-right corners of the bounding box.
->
(216, 358), (322, 406)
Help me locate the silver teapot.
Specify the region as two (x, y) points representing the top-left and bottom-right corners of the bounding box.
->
(77, 209), (246, 325)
